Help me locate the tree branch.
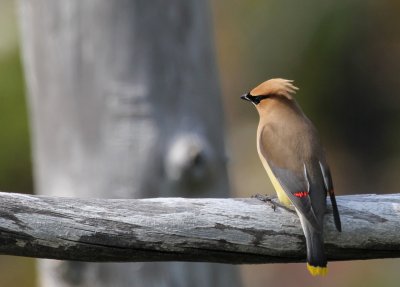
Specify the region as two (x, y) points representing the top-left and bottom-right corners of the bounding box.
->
(0, 192), (398, 263)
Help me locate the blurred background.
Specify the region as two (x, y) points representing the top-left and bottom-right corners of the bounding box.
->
(1, 0), (400, 286)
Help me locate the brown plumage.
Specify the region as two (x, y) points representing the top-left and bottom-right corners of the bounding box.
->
(241, 78), (341, 276)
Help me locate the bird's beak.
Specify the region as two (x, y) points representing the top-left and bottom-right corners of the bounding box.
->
(241, 93), (251, 102)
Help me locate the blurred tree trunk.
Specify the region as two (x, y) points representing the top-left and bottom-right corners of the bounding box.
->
(18, 1), (240, 286)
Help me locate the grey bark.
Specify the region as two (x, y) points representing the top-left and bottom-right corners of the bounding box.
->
(0, 192), (399, 263)
(18, 1), (239, 286)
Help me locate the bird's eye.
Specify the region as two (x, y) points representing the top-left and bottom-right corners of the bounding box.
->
(252, 95), (268, 104)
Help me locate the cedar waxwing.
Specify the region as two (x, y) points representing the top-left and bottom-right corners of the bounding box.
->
(241, 78), (341, 276)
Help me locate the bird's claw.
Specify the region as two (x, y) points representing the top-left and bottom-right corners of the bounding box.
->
(251, 194), (278, 211)
(251, 194), (296, 213)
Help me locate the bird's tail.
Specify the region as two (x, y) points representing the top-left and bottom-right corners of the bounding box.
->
(298, 214), (328, 276)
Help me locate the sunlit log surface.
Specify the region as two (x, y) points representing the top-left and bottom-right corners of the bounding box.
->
(0, 192), (398, 263)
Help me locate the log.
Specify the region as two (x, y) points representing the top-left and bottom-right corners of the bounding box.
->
(0, 192), (398, 263)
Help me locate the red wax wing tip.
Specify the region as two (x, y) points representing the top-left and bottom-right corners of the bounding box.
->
(294, 191), (309, 198)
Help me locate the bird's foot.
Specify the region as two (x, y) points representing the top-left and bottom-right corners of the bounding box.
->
(251, 194), (278, 211)
(251, 194), (296, 213)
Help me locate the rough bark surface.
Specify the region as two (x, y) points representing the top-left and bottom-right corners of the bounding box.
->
(0, 192), (399, 263)
(18, 1), (239, 286)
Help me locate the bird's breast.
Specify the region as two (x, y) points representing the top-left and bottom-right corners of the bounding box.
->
(256, 126), (292, 206)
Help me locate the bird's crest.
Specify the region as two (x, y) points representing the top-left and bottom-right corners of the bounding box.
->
(250, 78), (299, 99)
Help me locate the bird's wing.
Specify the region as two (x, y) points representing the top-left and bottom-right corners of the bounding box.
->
(258, 126), (321, 231)
(319, 161), (342, 232)
(268, 162), (321, 231)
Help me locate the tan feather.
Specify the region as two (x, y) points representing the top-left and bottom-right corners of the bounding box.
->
(250, 78), (299, 99)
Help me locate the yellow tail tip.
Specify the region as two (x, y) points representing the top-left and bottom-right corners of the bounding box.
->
(307, 263), (328, 276)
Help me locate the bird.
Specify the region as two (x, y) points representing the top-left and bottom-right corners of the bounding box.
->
(240, 78), (341, 276)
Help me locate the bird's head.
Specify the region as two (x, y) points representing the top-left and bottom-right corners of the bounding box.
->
(241, 78), (299, 105)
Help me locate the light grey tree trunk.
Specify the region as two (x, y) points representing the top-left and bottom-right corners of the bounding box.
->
(18, 1), (240, 286)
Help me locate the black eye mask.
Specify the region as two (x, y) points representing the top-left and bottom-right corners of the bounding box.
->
(241, 93), (269, 104)
(247, 94), (269, 105)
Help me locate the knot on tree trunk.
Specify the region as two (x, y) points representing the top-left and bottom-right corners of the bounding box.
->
(165, 134), (215, 188)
